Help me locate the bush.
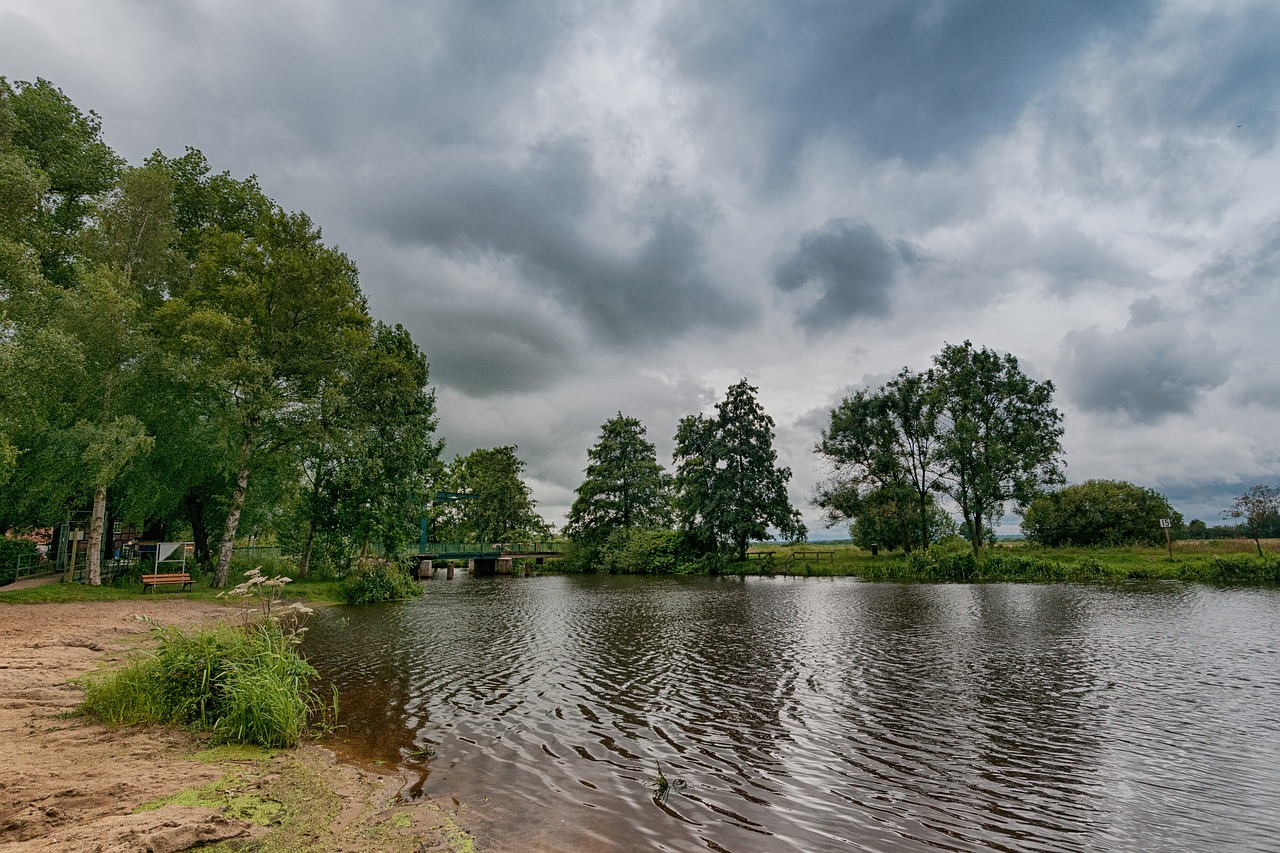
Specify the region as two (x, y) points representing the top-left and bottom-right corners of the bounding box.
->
(1021, 480), (1183, 547)
(81, 620), (325, 747)
(1198, 554), (1280, 584)
(600, 528), (684, 574)
(340, 560), (422, 604)
(0, 537), (35, 586)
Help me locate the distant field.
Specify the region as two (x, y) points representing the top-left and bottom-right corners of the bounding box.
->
(742, 539), (1279, 584)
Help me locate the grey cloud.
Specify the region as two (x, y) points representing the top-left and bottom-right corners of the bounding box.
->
(772, 219), (911, 331)
(1060, 300), (1229, 423)
(366, 137), (750, 346)
(663, 0), (1155, 188)
(1193, 216), (1280, 306)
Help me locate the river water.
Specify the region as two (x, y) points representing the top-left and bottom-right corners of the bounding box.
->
(303, 575), (1280, 852)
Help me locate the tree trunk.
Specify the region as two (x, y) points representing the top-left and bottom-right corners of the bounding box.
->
(86, 487), (107, 586)
(185, 492), (213, 575)
(214, 440), (252, 588)
(299, 517), (317, 578)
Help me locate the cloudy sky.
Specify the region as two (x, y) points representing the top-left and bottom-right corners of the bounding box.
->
(4, 0), (1278, 534)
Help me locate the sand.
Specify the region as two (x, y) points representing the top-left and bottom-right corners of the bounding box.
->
(0, 600), (474, 852)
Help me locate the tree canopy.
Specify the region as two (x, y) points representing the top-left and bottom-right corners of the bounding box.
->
(673, 379), (805, 561)
(1222, 484), (1280, 557)
(0, 79), (442, 584)
(565, 413), (670, 546)
(1021, 480), (1183, 547)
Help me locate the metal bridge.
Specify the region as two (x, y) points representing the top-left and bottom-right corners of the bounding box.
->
(412, 541), (564, 560)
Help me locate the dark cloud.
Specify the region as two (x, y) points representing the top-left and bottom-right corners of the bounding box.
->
(772, 218), (912, 331)
(1060, 298), (1229, 423)
(1192, 216), (1280, 306)
(365, 136), (750, 346)
(663, 0), (1155, 188)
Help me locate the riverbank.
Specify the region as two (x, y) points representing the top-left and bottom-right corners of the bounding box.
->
(0, 599), (476, 852)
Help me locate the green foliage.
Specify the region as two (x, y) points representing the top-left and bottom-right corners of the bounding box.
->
(673, 379), (805, 561)
(1222, 484), (1280, 557)
(81, 620), (324, 747)
(434, 446), (549, 543)
(565, 413), (671, 546)
(600, 528), (685, 574)
(340, 560), (423, 604)
(1021, 479), (1183, 547)
(816, 343), (1064, 556)
(931, 341), (1065, 553)
(0, 536), (34, 586)
(845, 483), (956, 552)
(816, 367), (943, 550)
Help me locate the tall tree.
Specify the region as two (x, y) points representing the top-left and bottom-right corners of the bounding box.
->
(1222, 484), (1280, 557)
(815, 367), (942, 552)
(931, 341), (1065, 554)
(565, 414), (670, 546)
(436, 446), (548, 543)
(4, 78), (123, 286)
(673, 379), (805, 561)
(169, 203), (369, 586)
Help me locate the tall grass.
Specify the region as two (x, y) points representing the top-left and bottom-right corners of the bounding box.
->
(81, 619), (328, 747)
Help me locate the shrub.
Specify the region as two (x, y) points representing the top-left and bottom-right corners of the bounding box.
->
(0, 537), (35, 586)
(81, 619), (325, 747)
(340, 560), (422, 604)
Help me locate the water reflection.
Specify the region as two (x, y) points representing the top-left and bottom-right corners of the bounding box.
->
(303, 576), (1280, 852)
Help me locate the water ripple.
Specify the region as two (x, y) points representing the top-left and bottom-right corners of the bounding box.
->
(305, 576), (1280, 852)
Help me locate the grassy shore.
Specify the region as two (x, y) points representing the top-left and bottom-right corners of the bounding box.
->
(737, 538), (1280, 584)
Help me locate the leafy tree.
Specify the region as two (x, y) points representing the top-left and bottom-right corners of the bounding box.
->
(845, 483), (956, 553)
(1021, 480), (1183, 547)
(673, 379), (805, 562)
(1222, 484), (1280, 557)
(931, 342), (1065, 554)
(167, 201), (369, 586)
(4, 78), (123, 286)
(436, 446), (548, 543)
(565, 414), (671, 546)
(815, 367), (942, 552)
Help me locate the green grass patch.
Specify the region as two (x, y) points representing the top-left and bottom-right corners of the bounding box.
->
(731, 540), (1280, 585)
(80, 620), (330, 747)
(138, 771), (285, 826)
(0, 574), (345, 605)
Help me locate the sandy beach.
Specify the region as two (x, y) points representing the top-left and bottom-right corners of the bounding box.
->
(0, 599), (474, 852)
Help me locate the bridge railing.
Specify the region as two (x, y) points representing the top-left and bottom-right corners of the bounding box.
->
(418, 541), (566, 557)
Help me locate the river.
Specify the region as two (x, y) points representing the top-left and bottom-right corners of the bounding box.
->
(303, 575), (1280, 852)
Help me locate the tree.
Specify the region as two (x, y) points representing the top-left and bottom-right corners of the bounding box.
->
(4, 78), (123, 286)
(844, 482), (956, 552)
(673, 379), (805, 561)
(1222, 484), (1280, 557)
(436, 446), (548, 543)
(565, 414), (671, 546)
(1021, 480), (1183, 547)
(931, 342), (1065, 554)
(815, 367), (942, 552)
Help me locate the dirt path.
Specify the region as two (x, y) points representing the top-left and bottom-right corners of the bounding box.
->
(0, 600), (476, 852)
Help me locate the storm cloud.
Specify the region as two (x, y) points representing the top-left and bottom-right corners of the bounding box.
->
(4, 0), (1279, 531)
(1060, 299), (1230, 424)
(772, 219), (912, 330)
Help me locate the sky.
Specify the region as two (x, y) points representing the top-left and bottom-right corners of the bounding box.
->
(3, 0), (1278, 536)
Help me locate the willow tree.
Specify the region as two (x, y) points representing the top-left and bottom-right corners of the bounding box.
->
(167, 201), (369, 586)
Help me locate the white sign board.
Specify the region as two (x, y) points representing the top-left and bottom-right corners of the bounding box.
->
(1159, 518), (1172, 528)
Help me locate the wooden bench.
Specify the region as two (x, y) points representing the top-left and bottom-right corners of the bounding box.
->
(141, 572), (193, 592)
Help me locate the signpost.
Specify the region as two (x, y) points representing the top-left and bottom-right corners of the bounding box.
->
(1159, 518), (1173, 560)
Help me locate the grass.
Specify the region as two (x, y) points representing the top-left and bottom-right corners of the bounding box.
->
(80, 619), (330, 748)
(0, 573), (346, 605)
(734, 538), (1280, 585)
